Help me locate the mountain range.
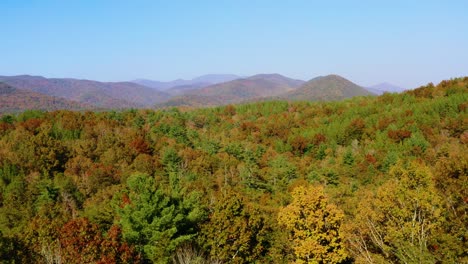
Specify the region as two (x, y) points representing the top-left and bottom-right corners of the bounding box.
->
(132, 74), (241, 91)
(0, 73), (408, 113)
(0, 82), (89, 113)
(158, 74), (305, 108)
(0, 75), (170, 109)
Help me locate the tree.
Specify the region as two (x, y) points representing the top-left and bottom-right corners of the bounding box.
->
(59, 218), (103, 264)
(59, 218), (141, 264)
(432, 145), (468, 262)
(0, 230), (34, 263)
(199, 190), (271, 263)
(348, 161), (443, 263)
(278, 185), (348, 264)
(98, 225), (141, 264)
(267, 155), (297, 193)
(117, 173), (204, 263)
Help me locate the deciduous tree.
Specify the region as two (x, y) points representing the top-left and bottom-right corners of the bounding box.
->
(278, 185), (348, 263)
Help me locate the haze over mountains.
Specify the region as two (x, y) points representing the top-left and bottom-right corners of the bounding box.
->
(0, 73), (409, 113)
(366, 82), (406, 95)
(0, 75), (170, 109)
(132, 74), (241, 91)
(0, 82), (89, 113)
(159, 74), (305, 108)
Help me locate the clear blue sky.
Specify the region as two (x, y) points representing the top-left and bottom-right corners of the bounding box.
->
(1, 0), (467, 88)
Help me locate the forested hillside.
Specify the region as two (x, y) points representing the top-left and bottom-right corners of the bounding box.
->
(0, 75), (170, 108)
(0, 74), (373, 111)
(0, 78), (466, 263)
(158, 74), (304, 108)
(279, 74), (373, 101)
(0, 82), (90, 113)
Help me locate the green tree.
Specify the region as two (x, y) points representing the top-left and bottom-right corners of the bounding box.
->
(117, 173), (204, 263)
(267, 155), (297, 192)
(343, 149), (354, 166)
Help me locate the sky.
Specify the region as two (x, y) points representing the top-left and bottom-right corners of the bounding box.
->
(1, 0), (467, 88)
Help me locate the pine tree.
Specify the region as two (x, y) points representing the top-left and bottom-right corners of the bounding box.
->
(118, 173), (204, 263)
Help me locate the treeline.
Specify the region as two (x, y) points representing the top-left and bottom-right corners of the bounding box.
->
(0, 78), (466, 263)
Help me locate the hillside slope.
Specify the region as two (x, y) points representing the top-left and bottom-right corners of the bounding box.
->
(0, 82), (89, 113)
(0, 75), (169, 108)
(159, 74), (304, 107)
(279, 74), (374, 101)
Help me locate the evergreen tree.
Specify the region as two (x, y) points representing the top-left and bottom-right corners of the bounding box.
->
(117, 173), (204, 263)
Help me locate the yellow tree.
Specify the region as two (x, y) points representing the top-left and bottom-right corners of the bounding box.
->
(348, 161), (443, 263)
(278, 185), (348, 264)
(200, 190), (272, 263)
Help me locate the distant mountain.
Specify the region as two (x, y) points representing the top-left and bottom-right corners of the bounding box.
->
(0, 82), (89, 113)
(190, 74), (304, 98)
(158, 74), (305, 107)
(191, 74), (241, 84)
(0, 75), (169, 108)
(366, 82), (406, 95)
(279, 74), (374, 101)
(166, 82), (212, 96)
(0, 73), (377, 111)
(131, 79), (186, 90)
(132, 74), (241, 90)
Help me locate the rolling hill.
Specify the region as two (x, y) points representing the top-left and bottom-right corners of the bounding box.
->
(0, 74), (379, 111)
(0, 75), (170, 108)
(158, 74), (305, 107)
(0, 82), (89, 113)
(279, 74), (374, 101)
(191, 74), (303, 97)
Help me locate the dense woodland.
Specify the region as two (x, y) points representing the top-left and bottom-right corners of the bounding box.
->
(0, 78), (466, 263)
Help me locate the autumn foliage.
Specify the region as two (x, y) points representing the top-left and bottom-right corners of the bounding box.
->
(0, 77), (466, 263)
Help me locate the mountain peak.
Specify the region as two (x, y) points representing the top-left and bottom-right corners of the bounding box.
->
(280, 74), (373, 101)
(310, 74), (347, 81)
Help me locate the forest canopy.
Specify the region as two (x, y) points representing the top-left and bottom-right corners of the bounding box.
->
(0, 77), (467, 263)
